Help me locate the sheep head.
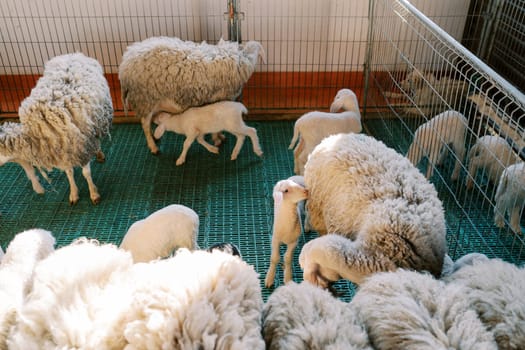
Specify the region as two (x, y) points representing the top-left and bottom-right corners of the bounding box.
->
(273, 179), (308, 212)
(242, 40), (266, 65)
(329, 88), (359, 113)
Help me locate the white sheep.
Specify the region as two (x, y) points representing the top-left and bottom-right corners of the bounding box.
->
(265, 176), (309, 288)
(494, 162), (525, 234)
(119, 204), (200, 263)
(0, 53), (113, 205)
(350, 268), (499, 349)
(406, 109), (467, 181)
(262, 281), (372, 350)
(153, 101), (263, 165)
(300, 133), (447, 287)
(0, 229), (55, 350)
(466, 135), (519, 190)
(442, 257), (525, 349)
(118, 36), (265, 155)
(288, 88), (362, 175)
(8, 239), (265, 349)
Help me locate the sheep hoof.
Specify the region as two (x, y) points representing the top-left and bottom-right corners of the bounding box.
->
(96, 151), (106, 163)
(91, 197), (101, 205)
(176, 158), (185, 166)
(69, 199), (79, 206)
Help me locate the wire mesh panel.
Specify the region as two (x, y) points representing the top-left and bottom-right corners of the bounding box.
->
(365, 0), (525, 264)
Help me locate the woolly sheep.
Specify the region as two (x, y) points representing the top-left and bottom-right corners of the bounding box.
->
(300, 133), (447, 287)
(265, 176), (309, 288)
(262, 281), (372, 350)
(386, 70), (470, 116)
(8, 239), (265, 349)
(0, 53), (113, 205)
(494, 162), (525, 234)
(288, 88), (362, 175)
(466, 135), (520, 190)
(119, 36), (265, 155)
(443, 257), (525, 349)
(407, 109), (467, 181)
(350, 268), (499, 349)
(0, 229), (55, 350)
(153, 101), (263, 165)
(119, 204), (200, 262)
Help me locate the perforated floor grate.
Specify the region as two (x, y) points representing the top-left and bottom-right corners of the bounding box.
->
(1, 120), (523, 302)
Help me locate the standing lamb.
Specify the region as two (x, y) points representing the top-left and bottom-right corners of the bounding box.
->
(288, 88), (362, 175)
(406, 109), (467, 181)
(300, 133), (447, 287)
(494, 162), (525, 234)
(466, 135), (519, 190)
(119, 204), (200, 262)
(118, 36), (265, 154)
(0, 53), (113, 205)
(153, 101), (263, 165)
(265, 176), (309, 288)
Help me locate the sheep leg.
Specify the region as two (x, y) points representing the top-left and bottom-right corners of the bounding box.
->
(466, 156), (481, 190)
(141, 113), (159, 155)
(242, 126), (263, 158)
(509, 206), (523, 234)
(65, 168), (80, 205)
(293, 139), (304, 174)
(211, 132), (226, 146)
(265, 236), (281, 288)
(81, 163), (100, 205)
(451, 142), (466, 181)
(17, 159), (44, 194)
(176, 134), (197, 166)
(196, 134), (219, 154)
(230, 134), (246, 161)
(283, 240), (298, 283)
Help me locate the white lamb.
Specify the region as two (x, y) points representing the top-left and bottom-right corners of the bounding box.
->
(406, 109), (467, 181)
(119, 36), (265, 154)
(153, 101), (263, 165)
(288, 88), (362, 175)
(466, 135), (519, 190)
(8, 239), (265, 349)
(494, 162), (525, 234)
(0, 53), (113, 205)
(265, 176), (309, 288)
(300, 133), (447, 287)
(262, 281), (372, 350)
(119, 204), (200, 262)
(0, 229), (55, 350)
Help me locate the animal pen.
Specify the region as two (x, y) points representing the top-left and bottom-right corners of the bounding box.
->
(0, 0), (524, 301)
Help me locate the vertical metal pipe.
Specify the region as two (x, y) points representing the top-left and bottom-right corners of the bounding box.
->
(227, 0), (242, 43)
(363, 0), (376, 117)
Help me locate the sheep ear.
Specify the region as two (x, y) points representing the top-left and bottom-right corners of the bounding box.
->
(273, 191), (283, 213)
(258, 43), (267, 64)
(330, 100), (343, 113)
(154, 124), (166, 139)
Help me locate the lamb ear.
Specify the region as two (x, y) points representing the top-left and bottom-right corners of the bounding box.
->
(330, 99), (343, 113)
(154, 124), (166, 139)
(273, 191), (283, 213)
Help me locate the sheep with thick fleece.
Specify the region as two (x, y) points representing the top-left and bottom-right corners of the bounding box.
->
(153, 101), (263, 165)
(407, 109), (467, 181)
(265, 176), (309, 288)
(442, 257), (525, 349)
(300, 133), (447, 287)
(466, 135), (519, 190)
(289, 88), (362, 175)
(262, 281), (372, 350)
(119, 36), (265, 154)
(350, 268), (499, 349)
(494, 162), (525, 234)
(0, 229), (55, 350)
(0, 53), (113, 205)
(8, 239), (265, 349)
(119, 204), (199, 262)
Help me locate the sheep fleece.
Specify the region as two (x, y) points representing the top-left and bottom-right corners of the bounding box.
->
(304, 133), (447, 277)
